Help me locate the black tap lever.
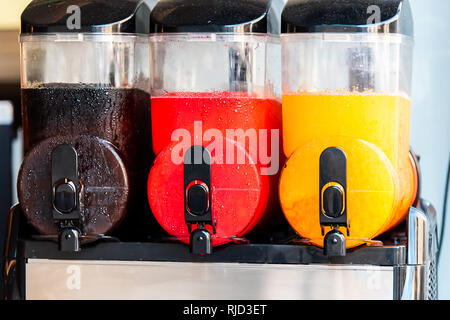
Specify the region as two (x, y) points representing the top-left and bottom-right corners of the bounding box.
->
(184, 145), (214, 254)
(319, 147), (349, 257)
(52, 144), (81, 252)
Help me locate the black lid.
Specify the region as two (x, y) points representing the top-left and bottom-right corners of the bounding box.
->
(150, 0), (272, 33)
(281, 0), (413, 37)
(21, 0), (150, 34)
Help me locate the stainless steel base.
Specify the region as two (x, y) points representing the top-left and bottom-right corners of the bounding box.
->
(26, 260), (396, 300)
(4, 201), (438, 300)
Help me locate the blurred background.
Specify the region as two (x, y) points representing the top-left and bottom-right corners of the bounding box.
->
(0, 0), (448, 298)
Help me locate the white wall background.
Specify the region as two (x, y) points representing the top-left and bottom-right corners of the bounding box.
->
(409, 0), (450, 299)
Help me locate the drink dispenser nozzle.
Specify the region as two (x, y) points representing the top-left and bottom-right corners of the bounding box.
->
(319, 147), (348, 257)
(184, 146), (215, 255)
(51, 144), (81, 252)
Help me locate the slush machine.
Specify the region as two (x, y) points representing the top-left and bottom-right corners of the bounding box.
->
(2, 0), (440, 301)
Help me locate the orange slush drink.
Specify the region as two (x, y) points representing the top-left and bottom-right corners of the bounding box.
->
(280, 93), (414, 247)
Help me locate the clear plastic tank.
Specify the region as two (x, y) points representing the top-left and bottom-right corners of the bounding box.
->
(21, 34), (150, 153)
(18, 0), (152, 241)
(147, 0), (282, 250)
(279, 0), (418, 249)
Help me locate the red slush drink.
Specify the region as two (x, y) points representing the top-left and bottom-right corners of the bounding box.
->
(148, 91), (281, 246)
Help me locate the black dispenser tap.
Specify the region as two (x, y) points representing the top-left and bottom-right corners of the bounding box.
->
(184, 145), (215, 255)
(319, 147), (348, 257)
(51, 144), (81, 252)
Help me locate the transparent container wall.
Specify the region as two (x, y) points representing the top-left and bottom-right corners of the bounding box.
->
(21, 34), (150, 92)
(150, 34), (280, 98)
(282, 33), (413, 96)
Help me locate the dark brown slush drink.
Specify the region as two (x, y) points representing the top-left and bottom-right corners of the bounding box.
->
(20, 84), (154, 240)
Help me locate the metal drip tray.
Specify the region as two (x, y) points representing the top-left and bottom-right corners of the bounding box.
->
(15, 239), (406, 300)
(26, 259), (396, 300)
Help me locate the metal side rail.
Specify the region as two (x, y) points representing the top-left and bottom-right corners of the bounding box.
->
(400, 201), (438, 300)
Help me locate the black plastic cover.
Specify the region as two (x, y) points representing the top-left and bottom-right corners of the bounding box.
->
(150, 0), (271, 33)
(281, 0), (413, 36)
(21, 0), (150, 34)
